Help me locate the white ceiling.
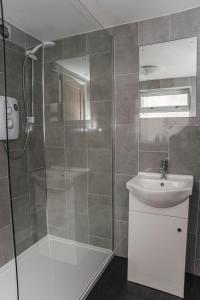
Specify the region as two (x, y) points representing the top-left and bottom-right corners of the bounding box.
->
(3, 0), (200, 41)
(139, 37), (197, 81)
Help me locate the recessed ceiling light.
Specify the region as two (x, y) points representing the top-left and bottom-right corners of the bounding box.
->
(141, 65), (158, 75)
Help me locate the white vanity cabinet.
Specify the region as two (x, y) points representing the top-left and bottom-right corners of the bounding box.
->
(126, 173), (193, 298)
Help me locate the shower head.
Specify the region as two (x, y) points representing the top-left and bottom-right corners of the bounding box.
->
(26, 41), (55, 60)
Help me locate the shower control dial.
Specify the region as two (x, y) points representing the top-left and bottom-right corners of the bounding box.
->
(7, 119), (14, 129)
(7, 107), (12, 114)
(14, 103), (19, 111)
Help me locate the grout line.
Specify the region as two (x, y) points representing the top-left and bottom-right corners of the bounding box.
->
(89, 50), (112, 56)
(139, 150), (168, 153)
(90, 99), (112, 102)
(0, 175), (8, 180)
(115, 172), (136, 177)
(88, 192), (112, 198)
(114, 71), (139, 77)
(88, 147), (112, 151)
(12, 192), (29, 201)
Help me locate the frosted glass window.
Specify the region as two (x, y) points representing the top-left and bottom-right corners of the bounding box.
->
(141, 93), (188, 108)
(140, 88), (191, 118)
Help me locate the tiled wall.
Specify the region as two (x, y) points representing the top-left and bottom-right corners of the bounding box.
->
(1, 6), (200, 277)
(43, 6), (200, 276)
(44, 29), (113, 248)
(111, 7), (200, 276)
(0, 22), (47, 267)
(111, 23), (139, 258)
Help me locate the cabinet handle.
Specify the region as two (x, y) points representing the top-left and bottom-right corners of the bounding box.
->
(177, 228), (182, 232)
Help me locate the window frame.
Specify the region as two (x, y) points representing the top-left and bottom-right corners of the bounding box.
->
(140, 87), (192, 118)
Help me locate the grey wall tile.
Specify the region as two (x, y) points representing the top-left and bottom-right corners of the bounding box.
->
(25, 34), (40, 49)
(47, 185), (66, 237)
(90, 75), (112, 101)
(48, 207), (67, 229)
(9, 150), (29, 198)
(0, 72), (5, 94)
(48, 226), (67, 239)
(186, 233), (196, 274)
(0, 225), (14, 267)
(44, 63), (61, 104)
(65, 123), (87, 168)
(90, 101), (112, 126)
(115, 174), (132, 222)
(0, 143), (8, 178)
(88, 194), (112, 239)
(33, 53), (43, 83)
(90, 52), (112, 79)
(195, 210), (200, 259)
(45, 103), (64, 125)
(86, 29), (112, 54)
(65, 125), (87, 148)
(169, 126), (200, 179)
(13, 194), (32, 245)
(4, 38), (24, 55)
(67, 212), (88, 243)
(115, 124), (138, 175)
(46, 163), (65, 191)
(44, 38), (63, 63)
(26, 80), (43, 125)
(139, 151), (168, 172)
(29, 169), (47, 213)
(0, 178), (11, 229)
(195, 259), (200, 276)
(89, 235), (112, 249)
(88, 172), (112, 196)
(32, 209), (47, 242)
(9, 23), (26, 48)
(188, 182), (199, 234)
(88, 125), (112, 149)
(16, 237), (34, 255)
(66, 171), (87, 214)
(114, 220), (128, 258)
(88, 148), (112, 173)
(28, 125), (45, 170)
(0, 44), (3, 73)
(1, 24), (47, 261)
(65, 147), (87, 169)
(138, 16), (170, 45)
(45, 147), (65, 169)
(63, 34), (86, 58)
(115, 73), (139, 125)
(45, 124), (64, 147)
(5, 47), (24, 100)
(140, 80), (160, 90)
(140, 118), (169, 152)
(112, 23), (138, 75)
(170, 7), (200, 39)
(34, 52), (42, 84)
(47, 188), (66, 211)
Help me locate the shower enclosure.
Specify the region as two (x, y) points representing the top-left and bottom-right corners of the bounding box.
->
(0, 1), (114, 299)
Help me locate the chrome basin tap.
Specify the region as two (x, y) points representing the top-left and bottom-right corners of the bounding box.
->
(160, 159), (168, 180)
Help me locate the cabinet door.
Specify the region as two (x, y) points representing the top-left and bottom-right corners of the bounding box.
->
(128, 211), (188, 298)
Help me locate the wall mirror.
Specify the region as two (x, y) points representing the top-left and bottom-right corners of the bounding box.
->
(139, 37), (197, 118)
(56, 56), (90, 123)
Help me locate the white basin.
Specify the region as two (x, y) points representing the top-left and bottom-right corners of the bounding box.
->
(126, 172), (193, 208)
